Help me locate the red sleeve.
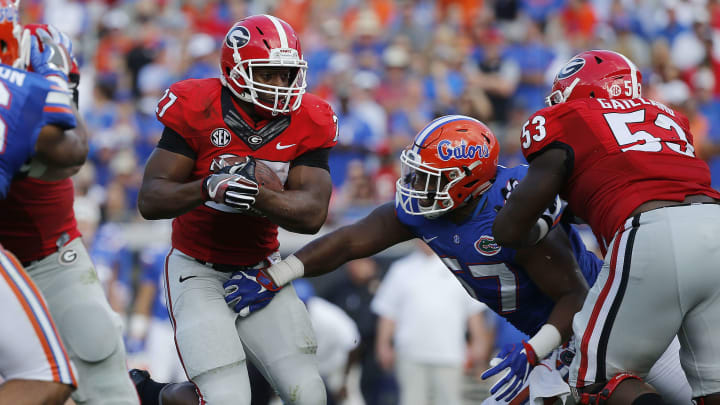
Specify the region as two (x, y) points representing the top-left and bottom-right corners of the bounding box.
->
(520, 102), (587, 177)
(520, 104), (575, 161)
(303, 94), (339, 150)
(155, 81), (198, 151)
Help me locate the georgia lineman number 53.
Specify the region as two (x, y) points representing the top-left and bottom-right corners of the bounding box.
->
(521, 110), (695, 157)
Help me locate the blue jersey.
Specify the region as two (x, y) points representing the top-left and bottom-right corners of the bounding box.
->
(395, 165), (602, 336)
(0, 64), (76, 197)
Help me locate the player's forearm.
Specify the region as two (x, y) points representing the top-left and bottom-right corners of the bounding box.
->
(544, 290), (586, 344)
(138, 178), (205, 220)
(268, 224), (390, 286)
(35, 124), (88, 170)
(45, 107), (90, 168)
(493, 219), (546, 248)
(69, 105), (89, 157)
(295, 227), (378, 276)
(525, 291), (582, 361)
(254, 189), (328, 234)
(267, 203), (408, 286)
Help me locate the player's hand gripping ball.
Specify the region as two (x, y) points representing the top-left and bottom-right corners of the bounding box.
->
(204, 155), (283, 214)
(211, 155), (284, 191)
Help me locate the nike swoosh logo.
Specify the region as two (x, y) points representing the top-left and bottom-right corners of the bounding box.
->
(179, 275), (198, 283)
(422, 236), (438, 243)
(276, 143), (296, 150)
(208, 177), (231, 198)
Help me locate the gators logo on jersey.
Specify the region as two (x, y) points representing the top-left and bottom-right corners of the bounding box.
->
(475, 235), (501, 256)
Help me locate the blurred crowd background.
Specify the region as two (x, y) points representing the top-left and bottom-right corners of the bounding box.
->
(18, 0), (720, 403)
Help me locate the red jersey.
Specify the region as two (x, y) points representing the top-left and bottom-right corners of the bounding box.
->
(156, 78), (337, 265)
(521, 97), (720, 249)
(0, 178), (80, 263)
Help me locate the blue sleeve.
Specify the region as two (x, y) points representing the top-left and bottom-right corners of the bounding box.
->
(37, 75), (76, 130)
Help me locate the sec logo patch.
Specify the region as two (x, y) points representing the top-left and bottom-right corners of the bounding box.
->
(475, 235), (501, 256)
(211, 128), (231, 147)
(59, 249), (78, 265)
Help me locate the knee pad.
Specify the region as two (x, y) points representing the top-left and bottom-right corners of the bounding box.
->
(573, 372), (642, 405)
(632, 393), (666, 405)
(58, 302), (120, 362)
(59, 305), (138, 404)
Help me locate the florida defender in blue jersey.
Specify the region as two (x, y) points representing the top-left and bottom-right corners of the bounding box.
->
(0, 14), (89, 405)
(218, 116), (690, 404)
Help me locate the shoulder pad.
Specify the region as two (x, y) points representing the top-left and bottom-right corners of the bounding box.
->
(157, 79), (221, 134)
(520, 102), (587, 160)
(297, 93), (338, 148)
(301, 93), (336, 126)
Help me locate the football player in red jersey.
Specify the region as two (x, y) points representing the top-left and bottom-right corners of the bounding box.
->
(0, 6), (139, 405)
(493, 49), (720, 405)
(132, 15), (337, 405)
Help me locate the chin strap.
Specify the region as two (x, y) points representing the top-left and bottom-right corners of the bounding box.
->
(575, 372), (641, 405)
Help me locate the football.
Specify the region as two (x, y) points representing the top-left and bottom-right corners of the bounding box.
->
(211, 155), (284, 191)
(253, 159), (284, 191)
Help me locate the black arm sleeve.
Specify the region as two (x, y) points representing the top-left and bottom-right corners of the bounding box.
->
(157, 127), (196, 160)
(290, 147), (331, 172)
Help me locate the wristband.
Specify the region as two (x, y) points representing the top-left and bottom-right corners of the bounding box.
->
(527, 323), (562, 361)
(266, 254), (304, 287)
(522, 341), (539, 366)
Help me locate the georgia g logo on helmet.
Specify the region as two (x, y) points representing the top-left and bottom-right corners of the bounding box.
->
(225, 26), (250, 49)
(557, 58), (585, 80)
